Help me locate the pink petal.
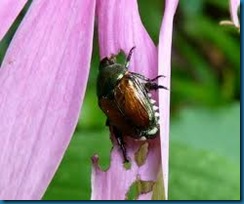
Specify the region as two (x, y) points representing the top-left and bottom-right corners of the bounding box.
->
(97, 0), (157, 78)
(230, 0), (240, 28)
(92, 0), (160, 200)
(0, 0), (27, 40)
(0, 0), (95, 200)
(158, 0), (179, 199)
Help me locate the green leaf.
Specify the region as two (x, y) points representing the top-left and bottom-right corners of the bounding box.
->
(169, 142), (240, 200)
(171, 103), (240, 162)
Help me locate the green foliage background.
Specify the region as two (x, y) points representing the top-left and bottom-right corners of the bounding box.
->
(0, 0), (240, 200)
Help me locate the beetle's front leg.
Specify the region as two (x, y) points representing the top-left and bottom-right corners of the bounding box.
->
(125, 46), (136, 69)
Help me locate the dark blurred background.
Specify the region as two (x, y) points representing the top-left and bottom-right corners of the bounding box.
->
(0, 0), (240, 200)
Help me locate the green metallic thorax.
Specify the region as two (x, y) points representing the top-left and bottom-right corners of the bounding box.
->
(97, 63), (127, 98)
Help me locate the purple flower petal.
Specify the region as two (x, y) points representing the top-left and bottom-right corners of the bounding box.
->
(0, 0), (27, 40)
(158, 0), (179, 199)
(93, 0), (161, 200)
(230, 0), (240, 28)
(96, 0), (157, 78)
(0, 0), (95, 199)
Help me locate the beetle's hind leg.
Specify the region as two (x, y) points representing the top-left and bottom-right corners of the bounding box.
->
(111, 126), (129, 163)
(150, 75), (166, 81)
(131, 72), (165, 83)
(146, 75), (168, 91)
(145, 82), (168, 91)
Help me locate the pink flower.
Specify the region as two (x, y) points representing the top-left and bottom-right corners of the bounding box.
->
(0, 0), (178, 200)
(0, 0), (27, 40)
(0, 0), (95, 199)
(92, 0), (178, 200)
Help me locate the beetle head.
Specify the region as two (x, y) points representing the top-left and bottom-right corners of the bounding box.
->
(99, 55), (116, 70)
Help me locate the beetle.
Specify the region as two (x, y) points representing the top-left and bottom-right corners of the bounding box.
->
(97, 47), (167, 162)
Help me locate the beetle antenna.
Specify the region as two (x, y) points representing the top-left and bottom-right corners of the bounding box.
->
(125, 46), (136, 69)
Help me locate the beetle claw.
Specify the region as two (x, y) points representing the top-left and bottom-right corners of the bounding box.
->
(157, 85), (168, 90)
(150, 75), (166, 81)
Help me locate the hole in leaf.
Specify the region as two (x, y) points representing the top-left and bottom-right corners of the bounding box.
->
(125, 178), (155, 200)
(135, 142), (149, 166)
(123, 161), (132, 170)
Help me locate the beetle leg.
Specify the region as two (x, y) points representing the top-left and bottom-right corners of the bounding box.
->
(150, 75), (166, 81)
(112, 126), (129, 163)
(130, 72), (150, 81)
(125, 46), (136, 69)
(145, 82), (168, 91)
(131, 72), (165, 82)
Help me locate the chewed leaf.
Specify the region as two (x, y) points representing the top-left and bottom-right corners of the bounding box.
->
(93, 0), (163, 200)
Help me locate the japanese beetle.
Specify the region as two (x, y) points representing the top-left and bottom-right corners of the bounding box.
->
(97, 47), (167, 162)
